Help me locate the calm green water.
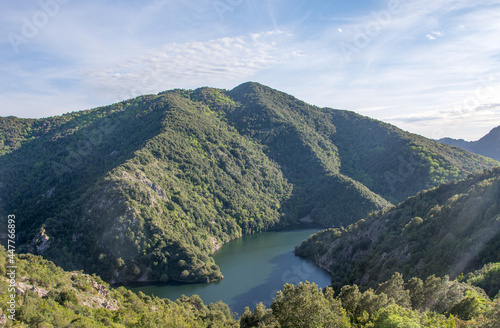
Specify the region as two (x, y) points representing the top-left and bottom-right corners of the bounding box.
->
(128, 226), (331, 315)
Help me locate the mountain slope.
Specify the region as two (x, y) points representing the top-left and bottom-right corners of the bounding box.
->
(296, 167), (500, 291)
(0, 92), (292, 283)
(221, 82), (498, 219)
(0, 246), (238, 327)
(439, 126), (500, 161)
(0, 82), (498, 284)
(227, 83), (498, 204)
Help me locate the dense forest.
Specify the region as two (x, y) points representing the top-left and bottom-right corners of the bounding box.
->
(0, 246), (499, 327)
(296, 167), (500, 293)
(0, 83), (498, 285)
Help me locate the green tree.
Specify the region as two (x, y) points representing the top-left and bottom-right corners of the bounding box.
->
(472, 298), (500, 328)
(239, 302), (278, 328)
(271, 282), (351, 328)
(376, 272), (412, 308)
(447, 290), (490, 321)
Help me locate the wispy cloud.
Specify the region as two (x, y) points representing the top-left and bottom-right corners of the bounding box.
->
(81, 30), (297, 103)
(279, 0), (500, 139)
(426, 31), (445, 40)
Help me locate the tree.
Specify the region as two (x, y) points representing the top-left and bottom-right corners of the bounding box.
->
(338, 285), (361, 319)
(271, 282), (351, 328)
(239, 303), (278, 328)
(372, 304), (422, 328)
(472, 298), (500, 328)
(376, 272), (411, 309)
(447, 290), (490, 321)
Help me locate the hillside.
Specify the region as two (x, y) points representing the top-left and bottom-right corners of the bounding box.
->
(0, 82), (498, 284)
(226, 83), (498, 205)
(439, 126), (500, 161)
(1, 246), (499, 327)
(0, 92), (293, 284)
(295, 167), (500, 291)
(0, 246), (238, 327)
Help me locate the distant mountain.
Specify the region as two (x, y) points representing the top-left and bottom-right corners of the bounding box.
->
(0, 82), (498, 284)
(439, 126), (500, 161)
(296, 167), (500, 291)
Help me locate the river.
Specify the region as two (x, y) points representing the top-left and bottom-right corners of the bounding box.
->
(128, 225), (331, 315)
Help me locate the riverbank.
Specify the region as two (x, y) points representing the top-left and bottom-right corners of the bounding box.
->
(126, 227), (332, 315)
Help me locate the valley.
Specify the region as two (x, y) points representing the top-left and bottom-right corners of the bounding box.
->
(127, 225), (331, 316)
(0, 83), (499, 326)
(1, 82), (497, 285)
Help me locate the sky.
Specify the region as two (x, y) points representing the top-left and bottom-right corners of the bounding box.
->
(1, 0), (500, 141)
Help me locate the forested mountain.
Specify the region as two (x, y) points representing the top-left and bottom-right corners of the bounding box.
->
(0, 82), (498, 284)
(296, 167), (500, 292)
(439, 126), (500, 161)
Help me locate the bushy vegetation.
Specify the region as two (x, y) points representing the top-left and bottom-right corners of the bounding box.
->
(461, 262), (500, 298)
(296, 167), (500, 291)
(0, 82), (497, 284)
(0, 246), (238, 327)
(2, 247), (499, 327)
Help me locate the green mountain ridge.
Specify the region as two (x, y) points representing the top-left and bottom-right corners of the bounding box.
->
(0, 82), (498, 284)
(295, 167), (500, 292)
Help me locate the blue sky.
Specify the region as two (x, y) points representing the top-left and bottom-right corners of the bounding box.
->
(1, 0), (500, 140)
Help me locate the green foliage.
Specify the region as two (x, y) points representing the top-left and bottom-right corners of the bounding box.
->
(0, 246), (238, 327)
(470, 298), (500, 328)
(447, 290), (490, 321)
(239, 303), (278, 328)
(270, 282), (351, 328)
(376, 272), (411, 309)
(296, 168), (500, 291)
(463, 262), (500, 298)
(1, 245), (499, 328)
(0, 82), (497, 284)
(372, 304), (455, 328)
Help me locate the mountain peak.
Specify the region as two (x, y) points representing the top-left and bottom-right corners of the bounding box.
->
(439, 125), (500, 161)
(479, 125), (500, 142)
(229, 81), (285, 99)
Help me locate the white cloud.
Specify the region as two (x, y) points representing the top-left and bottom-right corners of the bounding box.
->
(81, 30), (297, 103)
(426, 31), (445, 40)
